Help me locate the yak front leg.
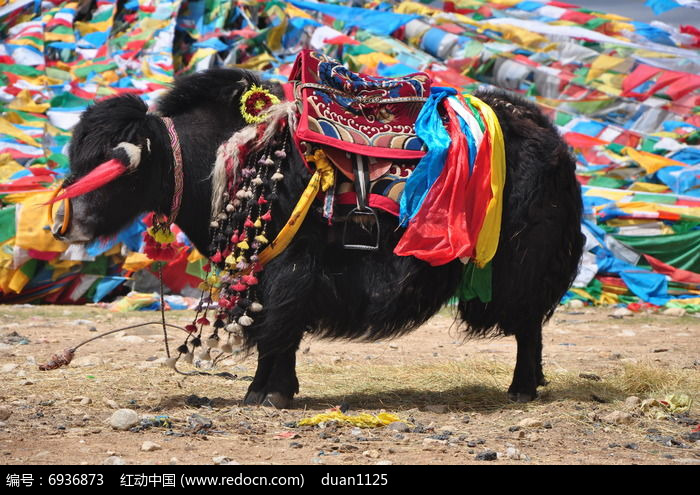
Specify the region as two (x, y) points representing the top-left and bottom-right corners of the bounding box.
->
(243, 338), (301, 409)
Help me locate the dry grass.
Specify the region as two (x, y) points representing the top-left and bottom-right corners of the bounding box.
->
(292, 359), (699, 414)
(8, 355), (697, 417)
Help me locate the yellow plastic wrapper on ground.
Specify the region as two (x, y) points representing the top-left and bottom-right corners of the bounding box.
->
(640, 394), (692, 419)
(298, 411), (405, 428)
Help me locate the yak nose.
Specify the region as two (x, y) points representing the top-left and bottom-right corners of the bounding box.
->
(51, 201), (66, 239)
(50, 199), (93, 243)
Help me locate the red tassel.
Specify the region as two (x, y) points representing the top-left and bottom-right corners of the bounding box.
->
(202, 263), (211, 273)
(49, 159), (127, 203)
(244, 218), (255, 228)
(185, 324), (197, 333)
(261, 211), (272, 222)
(232, 283), (247, 292)
(258, 196), (268, 205)
(242, 275), (258, 286)
(197, 317), (210, 326)
(211, 251), (223, 263)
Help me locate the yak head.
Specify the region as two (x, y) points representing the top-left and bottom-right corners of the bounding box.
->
(52, 94), (173, 243)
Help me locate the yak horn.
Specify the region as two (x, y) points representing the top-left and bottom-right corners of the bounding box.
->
(114, 142), (142, 170)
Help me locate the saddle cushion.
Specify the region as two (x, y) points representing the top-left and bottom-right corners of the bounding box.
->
(290, 50), (430, 160)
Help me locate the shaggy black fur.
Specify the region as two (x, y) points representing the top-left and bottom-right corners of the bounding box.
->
(62, 70), (584, 407)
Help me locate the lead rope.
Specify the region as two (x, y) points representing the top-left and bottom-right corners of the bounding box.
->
(155, 116), (184, 361)
(159, 264), (170, 358)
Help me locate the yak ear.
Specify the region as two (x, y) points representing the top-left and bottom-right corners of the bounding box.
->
(112, 141), (142, 170)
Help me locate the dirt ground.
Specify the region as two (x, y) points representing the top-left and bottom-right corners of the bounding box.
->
(0, 304), (698, 466)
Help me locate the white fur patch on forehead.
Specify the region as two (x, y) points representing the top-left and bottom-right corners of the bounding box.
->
(114, 142), (142, 169)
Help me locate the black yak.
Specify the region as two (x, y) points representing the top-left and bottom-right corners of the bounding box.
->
(52, 67), (584, 407)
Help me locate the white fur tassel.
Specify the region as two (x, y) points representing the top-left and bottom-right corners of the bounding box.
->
(210, 101), (297, 218)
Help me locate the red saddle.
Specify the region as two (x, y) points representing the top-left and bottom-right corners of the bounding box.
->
(289, 50), (430, 180)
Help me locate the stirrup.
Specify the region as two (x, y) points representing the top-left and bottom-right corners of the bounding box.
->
(342, 206), (380, 251)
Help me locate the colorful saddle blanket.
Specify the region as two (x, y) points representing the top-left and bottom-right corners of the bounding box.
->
(286, 51), (506, 272)
(290, 50), (430, 161)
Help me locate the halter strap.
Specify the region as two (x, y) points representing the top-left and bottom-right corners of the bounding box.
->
(161, 116), (184, 223)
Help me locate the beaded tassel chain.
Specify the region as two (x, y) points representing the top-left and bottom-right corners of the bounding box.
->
(168, 119), (288, 368)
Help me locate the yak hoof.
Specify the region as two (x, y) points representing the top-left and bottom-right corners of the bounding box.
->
(262, 392), (292, 409)
(243, 390), (293, 409)
(508, 392), (537, 403)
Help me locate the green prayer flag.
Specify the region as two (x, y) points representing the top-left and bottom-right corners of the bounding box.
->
(0, 206), (17, 244)
(614, 230), (700, 273)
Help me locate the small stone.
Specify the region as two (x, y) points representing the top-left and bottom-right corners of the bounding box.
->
(141, 441), (161, 452)
(362, 449), (380, 459)
(188, 414), (213, 432)
(1, 363), (18, 373)
(119, 336), (145, 345)
(289, 442), (303, 449)
(506, 447), (521, 460)
(109, 409), (139, 430)
(71, 319), (96, 327)
(102, 456), (126, 465)
(624, 443), (638, 450)
(518, 418), (543, 428)
(386, 422), (410, 433)
(103, 399), (119, 409)
(375, 460), (392, 465)
(0, 407), (11, 421)
(423, 437), (447, 446)
(424, 404), (448, 414)
(624, 396), (641, 409)
(579, 372), (601, 381)
(169, 457), (178, 465)
(567, 299), (585, 309)
(475, 450), (498, 461)
(652, 348), (669, 353)
(612, 307), (633, 317)
(601, 411), (633, 425)
(20, 379), (34, 386)
(213, 456), (239, 465)
(389, 344), (398, 350)
(331, 357), (342, 365)
(71, 355), (102, 367)
(662, 307), (686, 317)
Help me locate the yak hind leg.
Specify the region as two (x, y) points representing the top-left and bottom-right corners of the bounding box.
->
(243, 339), (300, 409)
(508, 321), (545, 402)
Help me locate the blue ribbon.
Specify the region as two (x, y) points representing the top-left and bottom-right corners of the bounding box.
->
(399, 87), (455, 226)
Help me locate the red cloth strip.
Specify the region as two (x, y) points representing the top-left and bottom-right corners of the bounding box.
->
(644, 254), (700, 285)
(394, 99), (492, 266)
(49, 159), (127, 203)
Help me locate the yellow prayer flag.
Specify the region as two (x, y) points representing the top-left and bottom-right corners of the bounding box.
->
(8, 90), (50, 113)
(625, 147), (688, 174)
(14, 191), (68, 254)
(0, 117), (41, 147)
(586, 54), (626, 83)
